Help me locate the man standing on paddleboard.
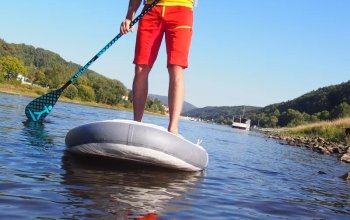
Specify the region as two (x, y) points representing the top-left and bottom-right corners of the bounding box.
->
(120, 0), (196, 134)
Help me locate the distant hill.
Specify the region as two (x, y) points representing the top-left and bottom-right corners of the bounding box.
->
(0, 38), (165, 113)
(183, 105), (261, 121)
(249, 80), (350, 127)
(0, 38), (128, 100)
(182, 80), (350, 127)
(2, 38), (349, 127)
(149, 93), (197, 113)
(260, 81), (350, 115)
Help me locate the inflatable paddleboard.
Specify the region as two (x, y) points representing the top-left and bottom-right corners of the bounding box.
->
(65, 120), (208, 171)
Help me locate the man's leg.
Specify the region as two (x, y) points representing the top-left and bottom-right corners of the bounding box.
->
(133, 64), (152, 122)
(167, 64), (185, 134)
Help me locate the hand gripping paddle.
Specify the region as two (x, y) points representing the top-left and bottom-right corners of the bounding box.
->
(25, 0), (160, 122)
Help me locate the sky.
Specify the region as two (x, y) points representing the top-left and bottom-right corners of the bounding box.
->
(0, 0), (349, 107)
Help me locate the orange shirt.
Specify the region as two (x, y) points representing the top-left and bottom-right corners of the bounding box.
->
(146, 0), (194, 8)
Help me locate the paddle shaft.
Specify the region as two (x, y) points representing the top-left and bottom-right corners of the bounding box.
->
(61, 0), (160, 91)
(24, 0), (160, 122)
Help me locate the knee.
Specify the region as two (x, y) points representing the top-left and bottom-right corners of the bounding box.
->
(135, 64), (151, 79)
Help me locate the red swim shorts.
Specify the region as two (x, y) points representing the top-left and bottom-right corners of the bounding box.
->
(134, 5), (193, 68)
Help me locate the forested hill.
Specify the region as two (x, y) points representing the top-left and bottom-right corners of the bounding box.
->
(0, 38), (165, 113)
(1, 38), (349, 126)
(182, 106), (261, 124)
(262, 81), (350, 115)
(251, 80), (350, 127)
(182, 80), (350, 127)
(0, 38), (127, 103)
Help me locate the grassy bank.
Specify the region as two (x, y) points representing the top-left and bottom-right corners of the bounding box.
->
(280, 118), (350, 145)
(0, 82), (45, 97)
(0, 83), (165, 117)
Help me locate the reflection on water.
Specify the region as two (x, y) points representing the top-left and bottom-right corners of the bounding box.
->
(61, 153), (204, 219)
(21, 117), (205, 219)
(1, 93), (350, 219)
(22, 121), (55, 149)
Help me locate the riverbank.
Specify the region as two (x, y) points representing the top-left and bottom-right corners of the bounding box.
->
(264, 118), (350, 159)
(0, 83), (166, 117)
(262, 118), (350, 181)
(282, 118), (350, 144)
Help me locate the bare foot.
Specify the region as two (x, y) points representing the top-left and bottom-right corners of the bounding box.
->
(168, 129), (178, 134)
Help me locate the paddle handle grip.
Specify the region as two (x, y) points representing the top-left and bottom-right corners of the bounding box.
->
(61, 0), (160, 90)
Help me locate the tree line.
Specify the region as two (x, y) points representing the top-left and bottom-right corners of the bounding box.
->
(183, 80), (350, 127)
(251, 80), (350, 127)
(0, 39), (165, 114)
(182, 106), (261, 125)
(249, 102), (350, 128)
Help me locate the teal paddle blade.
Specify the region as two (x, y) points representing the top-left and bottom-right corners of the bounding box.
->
(25, 89), (62, 122)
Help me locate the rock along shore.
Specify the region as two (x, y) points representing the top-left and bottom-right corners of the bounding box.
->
(267, 134), (350, 182)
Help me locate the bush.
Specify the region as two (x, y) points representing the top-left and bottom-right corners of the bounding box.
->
(0, 73), (4, 83)
(77, 85), (96, 102)
(123, 100), (131, 109)
(63, 84), (78, 99)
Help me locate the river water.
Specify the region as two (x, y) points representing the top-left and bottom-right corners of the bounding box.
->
(0, 92), (349, 219)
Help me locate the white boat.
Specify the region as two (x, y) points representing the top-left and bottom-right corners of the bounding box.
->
(232, 106), (251, 130)
(232, 116), (251, 130)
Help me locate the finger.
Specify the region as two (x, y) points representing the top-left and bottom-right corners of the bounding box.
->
(121, 22), (126, 34)
(123, 22), (130, 34)
(119, 22), (124, 34)
(121, 22), (128, 34)
(125, 23), (130, 33)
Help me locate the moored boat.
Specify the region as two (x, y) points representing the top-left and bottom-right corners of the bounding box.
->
(232, 116), (251, 130)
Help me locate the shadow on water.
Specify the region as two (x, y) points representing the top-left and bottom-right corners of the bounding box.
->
(61, 152), (205, 219)
(21, 120), (55, 149)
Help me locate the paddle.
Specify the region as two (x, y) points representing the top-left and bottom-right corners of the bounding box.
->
(25, 0), (160, 122)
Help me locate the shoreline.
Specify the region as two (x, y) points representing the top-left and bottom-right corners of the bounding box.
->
(0, 83), (166, 117)
(263, 131), (350, 182)
(3, 83), (350, 182)
(267, 133), (350, 162)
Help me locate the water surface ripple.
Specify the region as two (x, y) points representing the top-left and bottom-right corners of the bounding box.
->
(0, 93), (349, 219)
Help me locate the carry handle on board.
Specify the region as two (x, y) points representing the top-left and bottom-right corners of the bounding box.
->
(25, 0), (160, 122)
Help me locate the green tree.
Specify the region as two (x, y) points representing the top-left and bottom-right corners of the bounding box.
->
(331, 102), (350, 118)
(319, 110), (330, 120)
(269, 115), (279, 127)
(272, 108), (281, 118)
(279, 109), (305, 127)
(309, 114), (320, 123)
(145, 97), (153, 110)
(152, 98), (163, 112)
(123, 100), (132, 109)
(63, 84), (78, 99)
(77, 85), (96, 102)
(257, 113), (269, 127)
(0, 56), (27, 80)
(76, 76), (90, 86)
(31, 69), (47, 87)
(128, 90), (133, 103)
(96, 88), (107, 103)
(314, 110), (330, 121)
(216, 116), (226, 124)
